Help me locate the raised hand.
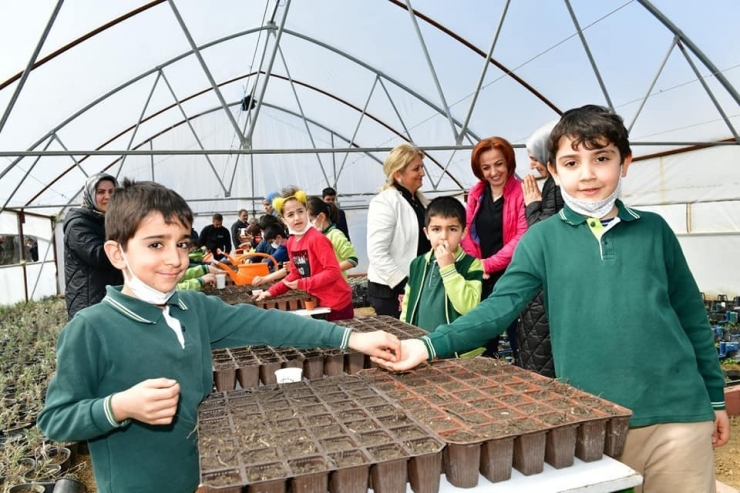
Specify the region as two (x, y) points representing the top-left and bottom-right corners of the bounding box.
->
(434, 240), (454, 268)
(522, 174), (542, 206)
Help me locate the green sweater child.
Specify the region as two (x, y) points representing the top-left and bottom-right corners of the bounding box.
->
(38, 180), (400, 493)
(400, 197), (483, 335)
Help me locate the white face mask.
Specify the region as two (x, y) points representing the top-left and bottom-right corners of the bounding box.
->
(120, 248), (176, 305)
(287, 222), (311, 236)
(560, 176), (622, 219)
(270, 241), (281, 249)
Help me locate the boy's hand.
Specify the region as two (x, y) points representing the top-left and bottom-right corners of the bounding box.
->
(434, 240), (454, 268)
(283, 279), (298, 290)
(200, 273), (217, 287)
(522, 174), (542, 206)
(713, 410), (730, 448)
(348, 331), (400, 362)
(251, 276), (264, 286)
(371, 339), (428, 372)
(111, 378), (180, 426)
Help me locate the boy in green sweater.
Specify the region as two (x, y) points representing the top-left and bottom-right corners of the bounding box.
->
(375, 105), (729, 493)
(38, 180), (400, 493)
(400, 196), (483, 340)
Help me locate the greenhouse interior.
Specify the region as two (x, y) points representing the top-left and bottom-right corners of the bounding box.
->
(1, 1), (740, 492)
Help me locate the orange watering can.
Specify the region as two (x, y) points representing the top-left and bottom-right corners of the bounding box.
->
(216, 252), (279, 285)
(222, 249), (252, 265)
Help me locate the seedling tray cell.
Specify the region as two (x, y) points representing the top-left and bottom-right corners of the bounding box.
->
(329, 450), (372, 493)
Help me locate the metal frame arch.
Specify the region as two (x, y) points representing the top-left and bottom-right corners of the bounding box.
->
(1, 24), (481, 184)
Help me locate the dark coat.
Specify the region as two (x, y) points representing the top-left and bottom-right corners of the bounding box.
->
(199, 225), (231, 254)
(63, 207), (123, 320)
(335, 208), (350, 242)
(230, 219), (248, 249)
(517, 175), (563, 377)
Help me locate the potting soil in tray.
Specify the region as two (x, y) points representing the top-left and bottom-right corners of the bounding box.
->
(198, 375), (445, 493)
(361, 358), (632, 487)
(203, 283), (316, 311)
(211, 317), (430, 391)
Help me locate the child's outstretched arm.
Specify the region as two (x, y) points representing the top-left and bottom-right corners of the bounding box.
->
(372, 339), (427, 371)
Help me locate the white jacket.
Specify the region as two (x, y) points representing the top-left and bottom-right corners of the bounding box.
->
(366, 187), (427, 289)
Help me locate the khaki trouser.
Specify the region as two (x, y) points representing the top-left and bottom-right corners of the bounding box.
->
(618, 421), (716, 493)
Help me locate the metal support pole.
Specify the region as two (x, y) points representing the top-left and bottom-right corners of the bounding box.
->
(378, 78), (412, 140)
(167, 0), (246, 147)
(160, 71), (229, 194)
(276, 44), (330, 185)
(434, 151), (459, 190)
(458, 0), (510, 143)
(1, 136), (56, 211)
(150, 140), (155, 180)
(405, 0), (458, 141)
(0, 0), (64, 135)
(564, 0), (613, 110)
(120, 71), (162, 171)
(637, 0), (740, 107)
(676, 41), (739, 142)
(336, 76), (380, 181)
(245, 0), (293, 146)
(628, 37), (676, 133)
(52, 134), (87, 177)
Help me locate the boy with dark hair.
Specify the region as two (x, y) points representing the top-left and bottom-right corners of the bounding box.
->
(262, 222), (289, 271)
(198, 212), (231, 258)
(322, 186), (351, 240)
(38, 179), (401, 493)
(400, 196), (483, 342)
(375, 105), (729, 493)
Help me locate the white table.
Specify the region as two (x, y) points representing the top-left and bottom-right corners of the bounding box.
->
(406, 456), (642, 493)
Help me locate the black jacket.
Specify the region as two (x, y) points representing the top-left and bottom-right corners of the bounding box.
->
(230, 219), (248, 249)
(516, 175), (563, 377)
(63, 207), (123, 320)
(199, 225), (231, 254)
(336, 208), (350, 241)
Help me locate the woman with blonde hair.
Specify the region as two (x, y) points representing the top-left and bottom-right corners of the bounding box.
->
(366, 143), (430, 317)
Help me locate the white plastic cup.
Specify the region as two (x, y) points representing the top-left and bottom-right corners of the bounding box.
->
(216, 273), (226, 289)
(252, 289), (264, 296)
(275, 367), (303, 384)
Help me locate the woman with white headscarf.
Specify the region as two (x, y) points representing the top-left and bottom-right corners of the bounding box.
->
(63, 172), (123, 320)
(517, 121), (564, 377)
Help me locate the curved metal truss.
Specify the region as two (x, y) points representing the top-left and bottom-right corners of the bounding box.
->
(1, 0), (738, 215)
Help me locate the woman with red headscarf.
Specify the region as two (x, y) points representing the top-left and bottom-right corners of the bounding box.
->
(461, 137), (528, 357)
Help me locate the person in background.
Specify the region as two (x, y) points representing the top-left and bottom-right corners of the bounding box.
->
(366, 144), (430, 318)
(307, 196), (358, 278)
(261, 223), (289, 272)
(372, 105), (730, 493)
(63, 172), (123, 320)
(256, 187), (354, 321)
(230, 209), (250, 250)
(517, 120), (563, 377)
(250, 214), (282, 259)
(322, 187), (350, 241)
(177, 263), (225, 291)
(263, 192), (279, 216)
(198, 213), (231, 260)
(400, 196), (483, 356)
(461, 136), (527, 358)
(39, 179), (400, 493)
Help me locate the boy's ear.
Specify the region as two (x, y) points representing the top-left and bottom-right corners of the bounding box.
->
(104, 240), (126, 271)
(461, 226), (469, 240)
(620, 154), (633, 178)
(422, 227), (431, 241)
(547, 162), (560, 186)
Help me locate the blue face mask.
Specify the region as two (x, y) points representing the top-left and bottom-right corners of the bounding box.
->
(120, 248), (176, 305)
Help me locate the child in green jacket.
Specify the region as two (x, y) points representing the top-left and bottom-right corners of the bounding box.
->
(375, 105), (729, 493)
(38, 179), (400, 493)
(400, 196), (483, 340)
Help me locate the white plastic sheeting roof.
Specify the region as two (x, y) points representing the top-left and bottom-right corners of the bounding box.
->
(0, 0), (739, 302)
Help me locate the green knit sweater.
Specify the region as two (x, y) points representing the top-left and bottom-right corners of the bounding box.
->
(421, 201), (725, 427)
(39, 286), (352, 492)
